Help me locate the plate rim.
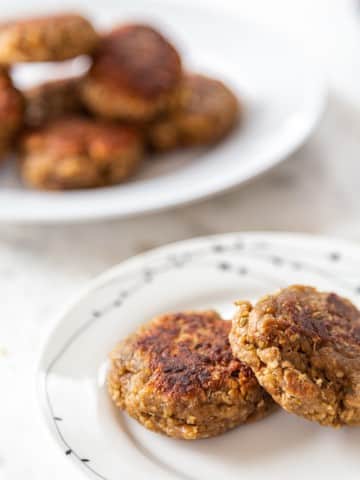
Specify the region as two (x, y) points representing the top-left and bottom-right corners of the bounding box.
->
(0, 1), (327, 224)
(36, 231), (360, 478)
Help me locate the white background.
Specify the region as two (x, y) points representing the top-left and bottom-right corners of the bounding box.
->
(2, 0), (360, 478)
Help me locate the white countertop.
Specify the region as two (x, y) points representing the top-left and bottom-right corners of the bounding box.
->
(2, 0), (360, 478)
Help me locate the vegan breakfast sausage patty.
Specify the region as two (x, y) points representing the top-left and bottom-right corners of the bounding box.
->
(0, 13), (98, 63)
(108, 310), (273, 440)
(229, 285), (360, 427)
(81, 24), (182, 121)
(20, 116), (144, 190)
(0, 68), (24, 159)
(147, 73), (239, 150)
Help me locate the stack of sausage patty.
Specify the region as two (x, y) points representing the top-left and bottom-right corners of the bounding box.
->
(0, 13), (240, 190)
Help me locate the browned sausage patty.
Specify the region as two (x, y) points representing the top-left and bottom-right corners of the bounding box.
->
(0, 68), (24, 159)
(0, 14), (98, 63)
(108, 310), (273, 440)
(147, 73), (240, 150)
(81, 24), (182, 121)
(25, 76), (85, 127)
(230, 285), (360, 427)
(20, 116), (144, 190)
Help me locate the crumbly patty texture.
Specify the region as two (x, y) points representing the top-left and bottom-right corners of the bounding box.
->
(0, 14), (98, 63)
(0, 68), (24, 157)
(20, 116), (144, 190)
(147, 73), (239, 150)
(25, 76), (85, 127)
(108, 310), (273, 440)
(229, 285), (360, 427)
(81, 24), (182, 121)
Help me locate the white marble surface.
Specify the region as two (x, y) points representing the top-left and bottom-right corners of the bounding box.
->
(2, 0), (360, 479)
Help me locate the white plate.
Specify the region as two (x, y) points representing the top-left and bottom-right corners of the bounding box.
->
(38, 232), (360, 480)
(0, 0), (325, 223)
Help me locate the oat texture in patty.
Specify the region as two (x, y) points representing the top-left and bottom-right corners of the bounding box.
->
(81, 24), (182, 121)
(147, 73), (239, 150)
(0, 13), (98, 63)
(230, 285), (360, 427)
(108, 310), (273, 439)
(20, 116), (144, 190)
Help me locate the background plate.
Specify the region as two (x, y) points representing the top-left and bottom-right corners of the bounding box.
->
(0, 0), (325, 223)
(38, 232), (360, 480)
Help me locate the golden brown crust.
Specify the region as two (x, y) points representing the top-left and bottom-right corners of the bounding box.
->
(24, 76), (85, 127)
(0, 68), (24, 158)
(229, 285), (360, 427)
(20, 116), (144, 190)
(147, 73), (240, 150)
(81, 24), (182, 121)
(0, 13), (98, 63)
(108, 310), (273, 439)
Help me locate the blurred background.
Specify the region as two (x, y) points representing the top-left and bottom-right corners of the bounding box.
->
(1, 0), (360, 478)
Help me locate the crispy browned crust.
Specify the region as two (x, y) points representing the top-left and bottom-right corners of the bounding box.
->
(20, 116), (144, 190)
(0, 13), (98, 63)
(81, 24), (182, 121)
(134, 311), (254, 396)
(0, 68), (24, 158)
(91, 24), (181, 98)
(25, 76), (85, 127)
(147, 73), (240, 150)
(108, 310), (273, 440)
(229, 285), (360, 427)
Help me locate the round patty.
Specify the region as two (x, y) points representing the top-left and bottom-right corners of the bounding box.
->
(20, 116), (144, 190)
(0, 14), (98, 63)
(108, 310), (273, 440)
(230, 285), (360, 427)
(147, 73), (240, 150)
(81, 24), (182, 121)
(0, 68), (24, 159)
(25, 76), (85, 127)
